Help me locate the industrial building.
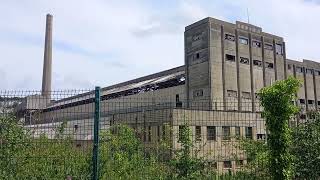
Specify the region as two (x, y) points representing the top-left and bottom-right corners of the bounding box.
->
(11, 15), (320, 172)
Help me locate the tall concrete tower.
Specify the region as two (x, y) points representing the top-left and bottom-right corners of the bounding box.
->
(41, 14), (53, 99)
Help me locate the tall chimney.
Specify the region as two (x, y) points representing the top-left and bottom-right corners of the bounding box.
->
(41, 14), (53, 99)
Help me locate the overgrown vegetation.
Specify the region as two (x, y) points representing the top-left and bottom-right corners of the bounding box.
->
(0, 115), (91, 179)
(259, 77), (300, 180)
(292, 112), (320, 179)
(2, 78), (320, 180)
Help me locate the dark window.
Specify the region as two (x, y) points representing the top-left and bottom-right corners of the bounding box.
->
(264, 43), (273, 50)
(299, 99), (305, 104)
(235, 126), (241, 139)
(239, 37), (248, 45)
(315, 70), (320, 76)
(225, 34), (235, 41)
(176, 94), (182, 107)
(207, 126), (216, 141)
(308, 100), (314, 105)
(306, 69), (313, 74)
(226, 54), (236, 62)
(222, 126), (231, 140)
(240, 57), (249, 64)
(266, 62), (274, 69)
(193, 89), (204, 97)
(276, 43), (283, 55)
(196, 53), (200, 59)
(195, 126), (201, 141)
(245, 127), (253, 139)
(318, 101), (320, 106)
(223, 161), (232, 169)
(287, 64), (292, 70)
(296, 67), (303, 73)
(253, 60), (262, 67)
(252, 40), (261, 48)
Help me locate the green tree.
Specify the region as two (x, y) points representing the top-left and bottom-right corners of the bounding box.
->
(259, 77), (300, 180)
(292, 112), (320, 179)
(170, 124), (207, 179)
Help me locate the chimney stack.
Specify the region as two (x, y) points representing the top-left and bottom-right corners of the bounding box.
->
(41, 14), (53, 100)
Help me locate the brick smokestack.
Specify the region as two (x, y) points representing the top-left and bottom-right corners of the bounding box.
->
(41, 14), (53, 99)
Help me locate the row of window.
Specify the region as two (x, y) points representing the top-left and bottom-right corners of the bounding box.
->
(179, 126), (253, 142)
(298, 99), (320, 105)
(226, 54), (274, 69)
(288, 64), (320, 75)
(224, 34), (283, 54)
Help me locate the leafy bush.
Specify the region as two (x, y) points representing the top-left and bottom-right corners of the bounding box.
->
(0, 115), (91, 179)
(99, 124), (169, 180)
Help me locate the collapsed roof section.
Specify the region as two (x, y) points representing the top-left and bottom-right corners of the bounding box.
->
(44, 66), (186, 112)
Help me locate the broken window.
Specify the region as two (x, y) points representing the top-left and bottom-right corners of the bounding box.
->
(223, 161), (232, 169)
(308, 100), (314, 105)
(193, 89), (204, 97)
(225, 34), (235, 41)
(276, 43), (283, 55)
(196, 53), (200, 59)
(222, 126), (231, 140)
(226, 54), (236, 62)
(253, 60), (262, 67)
(266, 62), (274, 69)
(299, 99), (305, 104)
(264, 43), (273, 50)
(252, 40), (261, 48)
(245, 127), (253, 139)
(240, 57), (249, 65)
(227, 90), (238, 98)
(239, 37), (248, 45)
(241, 92), (251, 99)
(207, 126), (216, 141)
(176, 94), (182, 107)
(192, 33), (203, 41)
(287, 64), (292, 70)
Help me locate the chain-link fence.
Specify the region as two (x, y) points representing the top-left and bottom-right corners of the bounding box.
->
(0, 89), (319, 179)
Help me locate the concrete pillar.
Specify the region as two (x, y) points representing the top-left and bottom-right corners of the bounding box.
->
(42, 14), (53, 100)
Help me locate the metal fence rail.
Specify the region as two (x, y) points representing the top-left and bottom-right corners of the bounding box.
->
(0, 89), (318, 179)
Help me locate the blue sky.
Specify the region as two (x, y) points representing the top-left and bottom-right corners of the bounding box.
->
(0, 0), (320, 90)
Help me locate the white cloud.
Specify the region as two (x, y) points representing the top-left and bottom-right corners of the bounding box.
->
(0, 0), (319, 90)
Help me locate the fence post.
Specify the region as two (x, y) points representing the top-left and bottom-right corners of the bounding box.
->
(92, 86), (101, 180)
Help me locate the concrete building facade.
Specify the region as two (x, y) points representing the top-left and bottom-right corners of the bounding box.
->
(13, 16), (320, 172)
